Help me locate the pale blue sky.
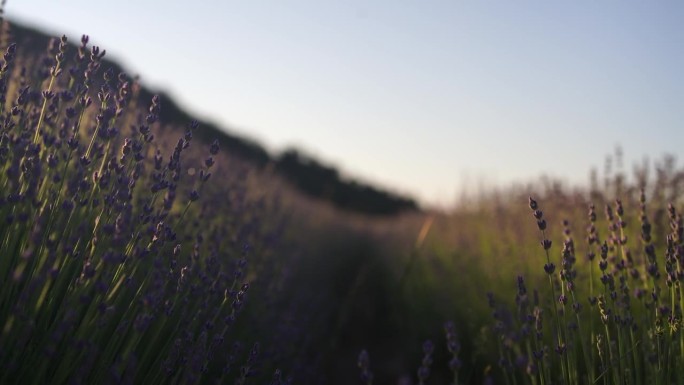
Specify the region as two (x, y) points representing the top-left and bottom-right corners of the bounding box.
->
(7, 1), (684, 205)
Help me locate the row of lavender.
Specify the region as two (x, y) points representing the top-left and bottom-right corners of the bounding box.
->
(0, 18), (305, 384)
(358, 178), (684, 384)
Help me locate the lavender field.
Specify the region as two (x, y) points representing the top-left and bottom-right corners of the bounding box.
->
(1, 7), (684, 385)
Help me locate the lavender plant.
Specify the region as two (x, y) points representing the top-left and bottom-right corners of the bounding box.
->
(358, 177), (684, 384)
(464, 194), (682, 384)
(0, 24), (289, 384)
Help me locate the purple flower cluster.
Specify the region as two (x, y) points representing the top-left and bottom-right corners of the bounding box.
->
(0, 22), (294, 384)
(482, 194), (684, 384)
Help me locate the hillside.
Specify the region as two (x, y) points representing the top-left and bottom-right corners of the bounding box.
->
(7, 19), (418, 216)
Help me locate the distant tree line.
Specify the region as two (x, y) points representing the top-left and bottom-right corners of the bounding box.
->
(275, 150), (417, 215)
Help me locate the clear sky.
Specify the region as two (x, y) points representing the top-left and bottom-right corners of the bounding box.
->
(7, 1), (684, 206)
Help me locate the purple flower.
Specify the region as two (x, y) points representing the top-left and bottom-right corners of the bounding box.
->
(210, 139), (220, 155)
